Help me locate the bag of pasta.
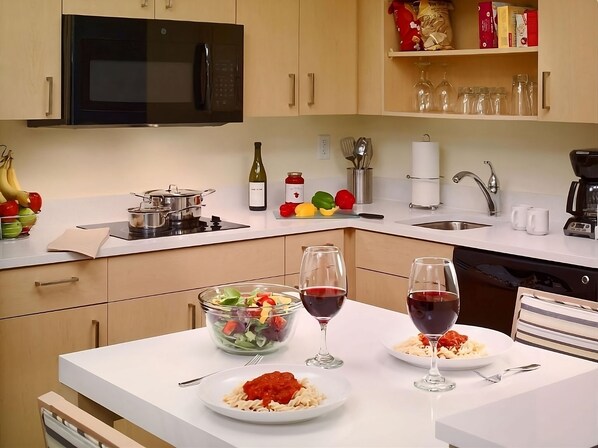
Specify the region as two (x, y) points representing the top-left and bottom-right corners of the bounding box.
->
(417, 0), (454, 51)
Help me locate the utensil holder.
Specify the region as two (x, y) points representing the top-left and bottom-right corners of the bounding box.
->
(347, 168), (372, 204)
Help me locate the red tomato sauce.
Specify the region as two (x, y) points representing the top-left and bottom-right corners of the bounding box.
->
(243, 371), (302, 407)
(419, 330), (468, 350)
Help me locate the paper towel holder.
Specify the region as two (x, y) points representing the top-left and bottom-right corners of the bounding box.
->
(406, 174), (442, 210)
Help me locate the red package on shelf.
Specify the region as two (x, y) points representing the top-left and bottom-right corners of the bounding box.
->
(388, 1), (423, 51)
(526, 9), (538, 46)
(478, 1), (510, 49)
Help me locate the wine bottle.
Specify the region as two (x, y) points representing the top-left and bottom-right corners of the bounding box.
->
(248, 141), (267, 211)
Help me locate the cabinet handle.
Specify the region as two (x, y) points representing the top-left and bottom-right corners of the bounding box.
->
(45, 77), (53, 117)
(188, 303), (197, 329)
(92, 320), (100, 348)
(34, 276), (79, 287)
(140, 0), (149, 7)
(541, 71), (550, 110)
(307, 73), (315, 106)
(165, 0), (173, 9)
(301, 243), (334, 251)
(288, 74), (296, 107)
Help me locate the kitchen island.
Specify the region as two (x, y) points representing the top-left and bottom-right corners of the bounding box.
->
(59, 300), (598, 448)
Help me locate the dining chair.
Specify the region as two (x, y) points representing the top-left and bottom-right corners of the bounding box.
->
(512, 287), (598, 362)
(38, 391), (144, 448)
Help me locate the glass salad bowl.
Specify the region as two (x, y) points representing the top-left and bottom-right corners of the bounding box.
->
(198, 283), (303, 355)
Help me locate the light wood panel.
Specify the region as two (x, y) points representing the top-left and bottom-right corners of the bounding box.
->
(538, 0), (598, 123)
(0, 305), (107, 448)
(237, 0), (300, 116)
(0, 0), (61, 119)
(155, 0), (235, 23)
(108, 237), (285, 301)
(0, 260), (108, 319)
(284, 229), (346, 275)
(62, 0), (154, 18)
(355, 268), (408, 313)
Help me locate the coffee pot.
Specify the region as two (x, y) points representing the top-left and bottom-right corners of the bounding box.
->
(564, 149), (598, 238)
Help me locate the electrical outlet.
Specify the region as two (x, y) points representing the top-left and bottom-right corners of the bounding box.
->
(317, 134), (330, 160)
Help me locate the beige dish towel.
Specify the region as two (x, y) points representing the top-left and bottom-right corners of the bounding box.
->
(47, 227), (110, 259)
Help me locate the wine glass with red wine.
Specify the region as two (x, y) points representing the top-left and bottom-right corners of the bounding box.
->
(407, 257), (460, 392)
(299, 245), (347, 369)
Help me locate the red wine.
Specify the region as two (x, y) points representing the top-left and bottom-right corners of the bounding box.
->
(300, 287), (345, 322)
(407, 291), (459, 336)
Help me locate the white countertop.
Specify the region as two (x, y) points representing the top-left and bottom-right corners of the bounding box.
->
(2, 190), (598, 270)
(59, 300), (598, 448)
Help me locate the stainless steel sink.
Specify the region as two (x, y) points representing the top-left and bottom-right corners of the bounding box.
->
(412, 220), (491, 230)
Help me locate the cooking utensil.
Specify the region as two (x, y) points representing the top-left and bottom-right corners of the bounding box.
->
(141, 185), (216, 221)
(178, 354), (264, 387)
(473, 363), (541, 383)
(127, 204), (201, 231)
(364, 138), (373, 168)
(341, 137), (357, 168)
(337, 211), (384, 219)
(354, 137), (367, 169)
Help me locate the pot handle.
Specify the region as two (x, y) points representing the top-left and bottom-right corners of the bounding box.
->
(199, 188), (216, 198)
(166, 205), (202, 215)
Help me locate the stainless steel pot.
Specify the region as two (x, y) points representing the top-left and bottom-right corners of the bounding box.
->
(127, 205), (173, 231)
(141, 185), (216, 221)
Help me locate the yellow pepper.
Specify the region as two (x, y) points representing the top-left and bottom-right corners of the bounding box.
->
(294, 202), (317, 217)
(319, 206), (339, 216)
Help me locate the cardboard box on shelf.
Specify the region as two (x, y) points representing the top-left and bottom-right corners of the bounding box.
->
(478, 1), (510, 49)
(497, 5), (530, 48)
(515, 9), (538, 47)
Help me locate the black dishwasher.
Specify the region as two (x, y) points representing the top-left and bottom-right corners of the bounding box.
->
(453, 247), (598, 335)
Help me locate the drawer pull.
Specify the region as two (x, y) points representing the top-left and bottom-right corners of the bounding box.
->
(165, 0), (173, 9)
(288, 74), (296, 107)
(140, 0), (149, 7)
(301, 243), (334, 251)
(307, 73), (315, 106)
(34, 276), (79, 287)
(541, 71), (550, 110)
(45, 76), (53, 116)
(188, 303), (197, 329)
(92, 320), (100, 348)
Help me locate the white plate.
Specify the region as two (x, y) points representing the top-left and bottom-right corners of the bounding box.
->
(197, 363), (351, 424)
(381, 324), (514, 370)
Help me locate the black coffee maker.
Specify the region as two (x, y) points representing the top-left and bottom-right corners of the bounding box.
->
(564, 149), (598, 238)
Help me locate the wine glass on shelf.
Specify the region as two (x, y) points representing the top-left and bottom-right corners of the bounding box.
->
(413, 60), (434, 112)
(299, 245), (347, 369)
(434, 63), (456, 113)
(406, 257), (460, 392)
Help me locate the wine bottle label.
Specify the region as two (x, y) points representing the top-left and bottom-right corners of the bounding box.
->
(249, 182), (266, 207)
(285, 184), (304, 203)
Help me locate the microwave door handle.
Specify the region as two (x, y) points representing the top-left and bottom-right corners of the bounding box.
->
(193, 43), (209, 110)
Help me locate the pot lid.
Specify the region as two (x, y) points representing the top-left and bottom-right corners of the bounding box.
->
(145, 184), (202, 197)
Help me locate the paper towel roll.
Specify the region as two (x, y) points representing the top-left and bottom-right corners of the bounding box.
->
(411, 141), (439, 179)
(411, 178), (440, 207)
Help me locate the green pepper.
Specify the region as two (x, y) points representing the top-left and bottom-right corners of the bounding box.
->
(311, 191), (336, 210)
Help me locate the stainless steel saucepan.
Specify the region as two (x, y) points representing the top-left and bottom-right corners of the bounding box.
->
(134, 185), (216, 222)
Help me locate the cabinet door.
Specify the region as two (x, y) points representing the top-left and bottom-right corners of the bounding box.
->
(285, 230), (346, 275)
(299, 0), (357, 115)
(0, 0), (61, 120)
(108, 290), (203, 344)
(62, 0), (155, 18)
(238, 0), (300, 117)
(155, 0), (236, 23)
(0, 305), (107, 448)
(538, 0), (598, 123)
(356, 268), (408, 313)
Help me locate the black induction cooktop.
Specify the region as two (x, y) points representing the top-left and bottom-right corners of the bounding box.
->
(78, 216), (249, 241)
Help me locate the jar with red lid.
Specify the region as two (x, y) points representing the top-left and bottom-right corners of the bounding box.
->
(285, 172), (304, 204)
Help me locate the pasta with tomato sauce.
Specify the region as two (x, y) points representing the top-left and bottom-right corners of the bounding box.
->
(223, 371), (325, 412)
(394, 330), (487, 359)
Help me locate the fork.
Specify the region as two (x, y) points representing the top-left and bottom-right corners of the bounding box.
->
(178, 354), (264, 387)
(474, 363), (541, 383)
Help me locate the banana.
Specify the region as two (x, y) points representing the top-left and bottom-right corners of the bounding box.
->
(0, 189), (6, 204)
(0, 162), (19, 200)
(16, 190), (30, 207)
(7, 157), (22, 191)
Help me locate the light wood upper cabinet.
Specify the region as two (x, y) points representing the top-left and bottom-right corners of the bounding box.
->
(238, 0), (357, 117)
(63, 0), (236, 23)
(0, 0), (61, 120)
(537, 0), (598, 124)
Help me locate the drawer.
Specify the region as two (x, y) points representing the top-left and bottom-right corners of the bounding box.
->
(355, 268), (408, 314)
(0, 260), (108, 319)
(355, 231), (454, 277)
(285, 230), (345, 275)
(108, 237), (285, 301)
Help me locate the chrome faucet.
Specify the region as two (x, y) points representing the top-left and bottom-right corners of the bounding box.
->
(452, 161), (500, 216)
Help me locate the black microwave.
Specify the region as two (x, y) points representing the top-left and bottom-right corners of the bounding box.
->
(29, 15), (243, 127)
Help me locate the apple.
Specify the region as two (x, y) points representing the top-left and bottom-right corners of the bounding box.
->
(0, 200), (19, 223)
(18, 207), (37, 228)
(1, 220), (22, 239)
(28, 192), (42, 213)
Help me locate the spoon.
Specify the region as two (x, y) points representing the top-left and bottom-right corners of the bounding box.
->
(354, 137), (367, 169)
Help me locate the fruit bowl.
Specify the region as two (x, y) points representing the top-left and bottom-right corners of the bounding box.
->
(199, 283), (303, 355)
(0, 209), (39, 240)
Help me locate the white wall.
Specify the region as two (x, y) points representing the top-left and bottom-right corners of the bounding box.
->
(0, 116), (596, 204)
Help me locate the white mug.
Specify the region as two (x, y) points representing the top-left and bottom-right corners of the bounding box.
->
(526, 208), (550, 235)
(511, 204), (532, 230)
